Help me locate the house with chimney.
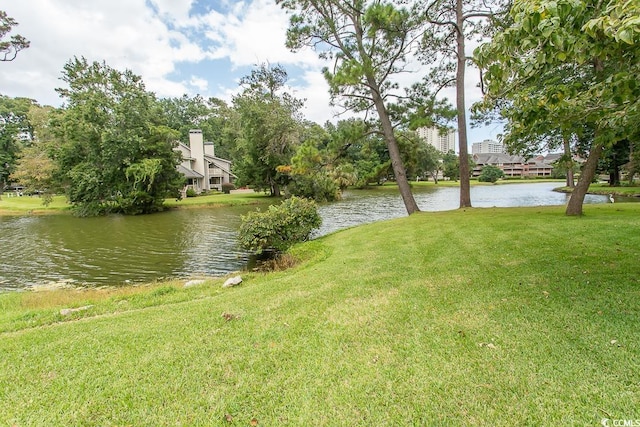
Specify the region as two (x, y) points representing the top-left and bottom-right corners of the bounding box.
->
(175, 129), (235, 195)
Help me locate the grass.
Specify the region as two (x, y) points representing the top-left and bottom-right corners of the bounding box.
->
(556, 183), (640, 197)
(0, 191), (271, 215)
(1, 204), (640, 425)
(164, 191), (271, 208)
(0, 194), (70, 214)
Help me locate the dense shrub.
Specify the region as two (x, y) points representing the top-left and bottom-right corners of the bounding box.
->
(287, 173), (340, 202)
(238, 196), (322, 254)
(185, 188), (198, 197)
(478, 165), (504, 183)
(221, 183), (236, 194)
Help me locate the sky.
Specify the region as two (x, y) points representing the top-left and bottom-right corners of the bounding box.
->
(1, 0), (503, 147)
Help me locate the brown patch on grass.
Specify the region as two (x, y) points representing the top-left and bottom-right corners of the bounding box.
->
(253, 253), (300, 272)
(19, 282), (182, 310)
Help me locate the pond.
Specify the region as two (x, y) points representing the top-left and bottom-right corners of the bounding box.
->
(0, 182), (624, 291)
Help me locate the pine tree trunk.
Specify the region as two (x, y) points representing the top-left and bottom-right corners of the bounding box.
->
(456, 0), (471, 208)
(368, 80), (419, 215)
(566, 143), (603, 216)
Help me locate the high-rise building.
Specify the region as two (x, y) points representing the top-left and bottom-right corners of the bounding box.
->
(471, 139), (504, 154)
(417, 127), (456, 153)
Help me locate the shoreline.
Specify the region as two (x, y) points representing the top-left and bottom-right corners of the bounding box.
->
(553, 185), (640, 198)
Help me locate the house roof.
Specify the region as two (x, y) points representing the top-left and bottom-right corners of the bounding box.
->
(177, 164), (204, 179)
(473, 153), (525, 165)
(204, 155), (237, 178)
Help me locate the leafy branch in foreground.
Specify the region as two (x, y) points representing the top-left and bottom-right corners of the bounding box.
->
(475, 0), (640, 215)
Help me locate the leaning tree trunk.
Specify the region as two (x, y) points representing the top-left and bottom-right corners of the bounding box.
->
(368, 79), (420, 215)
(455, 0), (472, 208)
(566, 143), (603, 216)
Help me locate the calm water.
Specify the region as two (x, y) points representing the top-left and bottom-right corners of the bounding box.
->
(0, 182), (621, 290)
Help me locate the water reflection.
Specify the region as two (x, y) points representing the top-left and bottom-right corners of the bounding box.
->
(315, 182), (608, 236)
(0, 182), (617, 290)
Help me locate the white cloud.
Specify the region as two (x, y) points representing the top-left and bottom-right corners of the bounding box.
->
(148, 0), (195, 23)
(189, 76), (209, 91)
(291, 70), (336, 124)
(0, 0), (499, 142)
(198, 0), (323, 69)
(1, 0), (204, 105)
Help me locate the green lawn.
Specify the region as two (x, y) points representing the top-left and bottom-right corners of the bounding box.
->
(164, 191), (271, 208)
(557, 183), (640, 197)
(0, 191), (272, 215)
(0, 194), (70, 214)
(1, 204), (639, 425)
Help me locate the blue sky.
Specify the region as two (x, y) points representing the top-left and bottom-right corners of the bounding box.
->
(1, 0), (503, 145)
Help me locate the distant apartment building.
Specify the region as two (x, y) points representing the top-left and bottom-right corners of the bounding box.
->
(472, 139), (505, 154)
(471, 153), (558, 178)
(417, 127), (456, 153)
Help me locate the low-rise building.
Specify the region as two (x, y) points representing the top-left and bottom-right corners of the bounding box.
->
(472, 153), (556, 178)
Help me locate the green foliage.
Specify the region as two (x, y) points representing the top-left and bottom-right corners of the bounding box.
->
(441, 151), (475, 182)
(0, 96), (37, 190)
(330, 163), (357, 190)
(475, 0), (640, 213)
(583, 0), (640, 45)
(278, 0), (421, 214)
(478, 164), (505, 183)
(599, 139), (631, 186)
(417, 142), (443, 182)
(53, 57), (183, 216)
(286, 136), (341, 202)
(233, 64), (302, 197)
(627, 140), (640, 184)
(442, 151), (460, 181)
(320, 119), (392, 188)
(9, 105), (62, 202)
(238, 196), (321, 254)
(185, 188), (198, 197)
(288, 172), (340, 202)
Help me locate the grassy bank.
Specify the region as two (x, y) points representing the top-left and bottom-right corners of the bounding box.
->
(556, 183), (640, 197)
(1, 203), (639, 425)
(0, 191), (271, 215)
(164, 191), (271, 208)
(0, 194), (70, 214)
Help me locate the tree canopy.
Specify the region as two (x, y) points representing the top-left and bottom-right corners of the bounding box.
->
(418, 0), (508, 207)
(53, 57), (183, 216)
(475, 0), (640, 215)
(0, 10), (29, 62)
(0, 95), (37, 191)
(278, 0), (422, 214)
